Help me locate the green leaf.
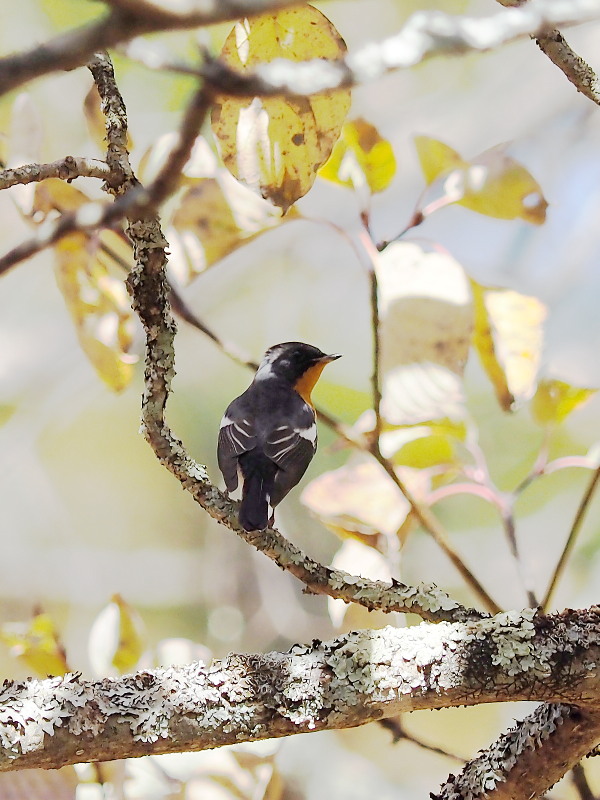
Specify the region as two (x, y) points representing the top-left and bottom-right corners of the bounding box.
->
(531, 379), (597, 426)
(211, 6), (351, 211)
(319, 117), (396, 193)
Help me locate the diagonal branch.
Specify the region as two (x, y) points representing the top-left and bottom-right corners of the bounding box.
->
(0, 1), (308, 98)
(434, 704), (600, 800)
(535, 30), (600, 106)
(195, 0), (600, 98)
(84, 51), (479, 625)
(495, 0), (600, 107)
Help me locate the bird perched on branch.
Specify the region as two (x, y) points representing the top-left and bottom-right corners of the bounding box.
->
(218, 342), (341, 531)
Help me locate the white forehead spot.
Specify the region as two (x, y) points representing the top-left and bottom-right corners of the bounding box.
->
(296, 424), (317, 443)
(254, 360), (275, 380)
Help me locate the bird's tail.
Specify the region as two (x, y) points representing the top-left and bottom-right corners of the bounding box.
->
(239, 458), (275, 531)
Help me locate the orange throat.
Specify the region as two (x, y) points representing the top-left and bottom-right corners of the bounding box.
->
(294, 362), (328, 406)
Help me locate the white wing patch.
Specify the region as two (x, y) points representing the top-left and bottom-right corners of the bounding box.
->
(297, 424), (317, 444)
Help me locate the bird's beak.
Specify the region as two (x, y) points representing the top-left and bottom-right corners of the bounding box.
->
(322, 353), (342, 363)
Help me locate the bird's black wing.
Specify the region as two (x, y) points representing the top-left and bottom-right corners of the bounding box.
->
(264, 417), (317, 507)
(217, 413), (257, 492)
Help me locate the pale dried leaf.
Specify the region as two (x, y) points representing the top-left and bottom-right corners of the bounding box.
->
(301, 457), (408, 539)
(88, 594), (146, 676)
(0, 767), (77, 800)
(377, 242), (473, 424)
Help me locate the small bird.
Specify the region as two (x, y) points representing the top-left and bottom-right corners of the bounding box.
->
(218, 342), (341, 531)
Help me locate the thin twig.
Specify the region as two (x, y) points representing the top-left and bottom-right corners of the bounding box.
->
(542, 464), (600, 611)
(0, 156), (111, 190)
(368, 254), (382, 443)
(351, 228), (501, 614)
(372, 449), (502, 614)
(501, 509), (539, 608)
(571, 763), (596, 800)
(379, 718), (465, 763)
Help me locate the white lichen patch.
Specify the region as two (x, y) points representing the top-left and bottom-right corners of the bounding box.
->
(463, 609), (543, 677)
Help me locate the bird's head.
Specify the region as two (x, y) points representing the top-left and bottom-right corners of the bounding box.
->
(254, 342), (341, 403)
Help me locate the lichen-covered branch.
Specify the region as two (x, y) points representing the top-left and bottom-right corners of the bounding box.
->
(434, 704), (600, 800)
(535, 30), (600, 106)
(0, 157), (111, 190)
(496, 0), (600, 107)
(1, 611), (600, 776)
(198, 0), (600, 98)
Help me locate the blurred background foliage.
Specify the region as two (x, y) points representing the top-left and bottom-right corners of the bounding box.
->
(1, 0), (600, 797)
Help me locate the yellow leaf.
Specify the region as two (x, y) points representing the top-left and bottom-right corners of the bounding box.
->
(414, 135), (463, 184)
(170, 176), (283, 277)
(54, 232), (138, 392)
(377, 242), (473, 424)
(531, 379), (597, 426)
(211, 6), (351, 211)
(415, 137), (548, 224)
(301, 457), (409, 539)
(88, 594), (145, 676)
(320, 117), (396, 193)
(472, 281), (547, 411)
(33, 178), (90, 216)
(0, 612), (70, 677)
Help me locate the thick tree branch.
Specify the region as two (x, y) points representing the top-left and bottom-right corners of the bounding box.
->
(1, 611), (600, 777)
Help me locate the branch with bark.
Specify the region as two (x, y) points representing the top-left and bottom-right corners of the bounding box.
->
(1, 0), (599, 105)
(1, 610), (600, 796)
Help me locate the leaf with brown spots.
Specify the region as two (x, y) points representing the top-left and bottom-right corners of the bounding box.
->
(211, 6), (351, 212)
